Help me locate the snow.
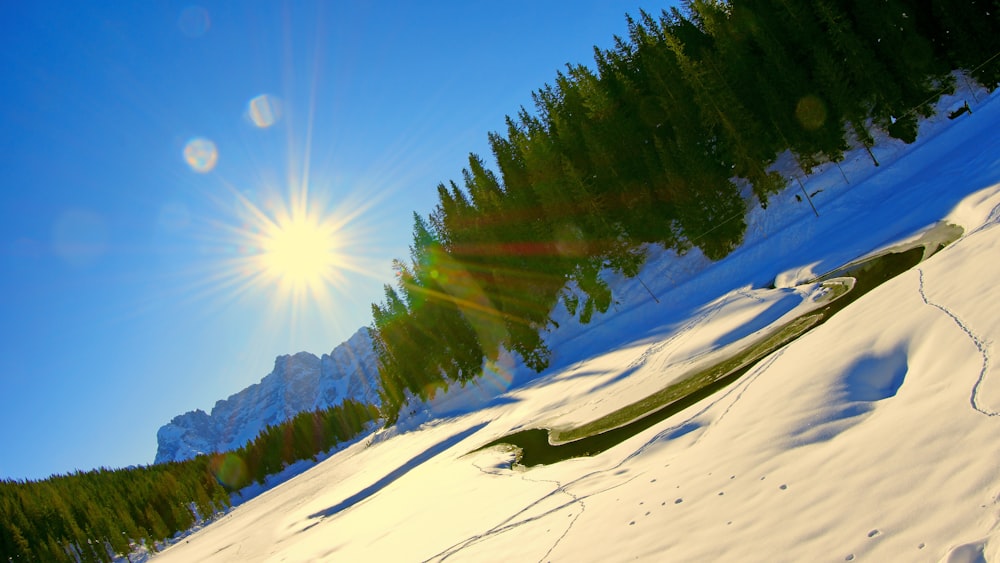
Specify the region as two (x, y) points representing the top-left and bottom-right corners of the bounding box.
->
(149, 83), (1000, 562)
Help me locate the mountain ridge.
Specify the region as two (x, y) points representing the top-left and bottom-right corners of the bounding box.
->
(154, 327), (380, 464)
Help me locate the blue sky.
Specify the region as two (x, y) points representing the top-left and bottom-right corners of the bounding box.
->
(0, 1), (668, 480)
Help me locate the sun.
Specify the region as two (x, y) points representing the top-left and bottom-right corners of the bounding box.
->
(187, 177), (386, 349)
(217, 184), (361, 306)
(258, 211), (339, 290)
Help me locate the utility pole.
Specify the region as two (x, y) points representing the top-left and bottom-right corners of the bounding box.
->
(795, 176), (820, 217)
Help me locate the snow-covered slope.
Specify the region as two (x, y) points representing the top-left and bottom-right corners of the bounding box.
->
(154, 327), (380, 463)
(152, 84), (1000, 562)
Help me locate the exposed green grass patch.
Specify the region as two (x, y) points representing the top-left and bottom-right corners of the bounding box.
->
(552, 313), (822, 443)
(473, 238), (947, 467)
(817, 278), (854, 303)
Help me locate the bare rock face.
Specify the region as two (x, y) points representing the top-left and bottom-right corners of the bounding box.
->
(154, 328), (379, 464)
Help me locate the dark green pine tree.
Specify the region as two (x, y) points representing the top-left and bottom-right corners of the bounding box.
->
(912, 0), (1000, 89)
(702, 1), (848, 171)
(405, 213), (487, 385)
(845, 0), (947, 143)
(370, 282), (424, 421)
(662, 6), (786, 206)
(807, 0), (892, 163)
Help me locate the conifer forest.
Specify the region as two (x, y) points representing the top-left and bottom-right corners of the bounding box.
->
(369, 0), (999, 420)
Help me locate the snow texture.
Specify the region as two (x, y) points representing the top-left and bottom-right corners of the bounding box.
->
(148, 82), (1000, 562)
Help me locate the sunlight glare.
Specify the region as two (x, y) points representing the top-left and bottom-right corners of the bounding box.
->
(258, 210), (339, 289)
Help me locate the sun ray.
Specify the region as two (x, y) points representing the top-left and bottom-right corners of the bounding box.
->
(165, 171), (370, 330)
(160, 15), (432, 352)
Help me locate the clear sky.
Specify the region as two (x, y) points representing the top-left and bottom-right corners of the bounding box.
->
(0, 1), (669, 480)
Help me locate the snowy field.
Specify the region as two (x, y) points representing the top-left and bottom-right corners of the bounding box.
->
(152, 83), (1000, 562)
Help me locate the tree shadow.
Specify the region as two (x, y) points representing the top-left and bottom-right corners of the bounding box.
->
(308, 422), (488, 521)
(585, 363), (644, 394)
(712, 292), (802, 349)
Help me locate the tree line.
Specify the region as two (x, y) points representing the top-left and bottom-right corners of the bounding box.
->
(370, 0), (999, 421)
(0, 399), (378, 562)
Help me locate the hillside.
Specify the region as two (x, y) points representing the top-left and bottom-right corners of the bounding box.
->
(148, 84), (1000, 561)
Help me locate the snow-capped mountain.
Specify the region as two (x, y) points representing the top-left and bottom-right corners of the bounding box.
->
(154, 327), (380, 464)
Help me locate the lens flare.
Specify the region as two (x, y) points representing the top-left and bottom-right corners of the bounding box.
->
(795, 95), (827, 131)
(419, 246), (508, 359)
(52, 209), (109, 267)
(178, 6), (211, 37)
(171, 50), (401, 354)
(184, 137), (218, 173)
(480, 355), (515, 395)
(211, 453), (247, 489)
(248, 94), (281, 128)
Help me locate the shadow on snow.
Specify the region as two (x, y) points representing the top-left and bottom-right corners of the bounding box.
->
(308, 422), (488, 521)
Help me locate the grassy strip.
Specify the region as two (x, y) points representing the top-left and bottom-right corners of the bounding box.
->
(475, 244), (932, 466)
(551, 313), (822, 444)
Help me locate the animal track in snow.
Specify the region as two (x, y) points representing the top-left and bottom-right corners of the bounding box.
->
(917, 268), (997, 417)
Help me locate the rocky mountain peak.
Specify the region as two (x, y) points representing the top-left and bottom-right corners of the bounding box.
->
(154, 327), (379, 464)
